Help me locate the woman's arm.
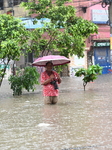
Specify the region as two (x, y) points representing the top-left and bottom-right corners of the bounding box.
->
(57, 75), (62, 84)
(54, 72), (61, 84)
(58, 77), (61, 84)
(41, 78), (51, 85)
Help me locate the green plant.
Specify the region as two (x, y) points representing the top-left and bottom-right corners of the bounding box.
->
(8, 67), (40, 95)
(22, 66), (40, 92)
(8, 75), (23, 95)
(54, 64), (67, 74)
(0, 14), (30, 86)
(21, 0), (98, 58)
(7, 9), (13, 12)
(75, 65), (102, 91)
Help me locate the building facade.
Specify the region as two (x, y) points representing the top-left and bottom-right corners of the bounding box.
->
(77, 1), (110, 74)
(89, 4), (110, 74)
(67, 0), (110, 74)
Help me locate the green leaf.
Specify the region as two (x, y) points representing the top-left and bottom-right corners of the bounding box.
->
(8, 67), (40, 95)
(21, 0), (98, 58)
(75, 65), (102, 90)
(0, 14), (30, 86)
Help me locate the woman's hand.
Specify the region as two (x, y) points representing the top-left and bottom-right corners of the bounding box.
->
(57, 74), (61, 83)
(41, 74), (54, 85)
(50, 74), (55, 81)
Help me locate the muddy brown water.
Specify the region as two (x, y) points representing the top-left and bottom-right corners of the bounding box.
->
(0, 74), (112, 150)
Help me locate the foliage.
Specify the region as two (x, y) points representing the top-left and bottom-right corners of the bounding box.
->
(21, 0), (98, 58)
(8, 67), (40, 95)
(8, 75), (23, 96)
(22, 66), (40, 92)
(53, 65), (67, 74)
(75, 65), (102, 91)
(0, 14), (30, 86)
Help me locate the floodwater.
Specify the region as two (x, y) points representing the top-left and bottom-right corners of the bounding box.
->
(0, 74), (112, 150)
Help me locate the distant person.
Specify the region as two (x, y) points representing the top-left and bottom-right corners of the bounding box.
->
(41, 61), (61, 104)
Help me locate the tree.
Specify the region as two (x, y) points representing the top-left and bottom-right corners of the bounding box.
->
(75, 65), (103, 91)
(21, 0), (98, 58)
(8, 66), (40, 95)
(0, 14), (30, 86)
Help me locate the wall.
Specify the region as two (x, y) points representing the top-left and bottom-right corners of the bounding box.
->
(0, 0), (28, 17)
(69, 51), (87, 77)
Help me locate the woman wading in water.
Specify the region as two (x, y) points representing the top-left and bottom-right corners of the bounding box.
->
(41, 61), (61, 104)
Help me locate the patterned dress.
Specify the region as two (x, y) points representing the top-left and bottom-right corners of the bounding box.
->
(41, 71), (60, 96)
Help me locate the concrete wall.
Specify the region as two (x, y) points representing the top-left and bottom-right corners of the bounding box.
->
(0, 0), (28, 17)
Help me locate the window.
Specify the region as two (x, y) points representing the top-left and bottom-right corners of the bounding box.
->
(0, 0), (3, 10)
(8, 0), (28, 7)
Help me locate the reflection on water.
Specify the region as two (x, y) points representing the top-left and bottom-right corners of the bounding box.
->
(0, 74), (112, 150)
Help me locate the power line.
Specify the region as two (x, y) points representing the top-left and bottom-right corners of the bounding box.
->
(71, 0), (100, 3)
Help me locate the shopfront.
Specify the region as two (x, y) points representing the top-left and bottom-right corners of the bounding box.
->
(93, 41), (111, 74)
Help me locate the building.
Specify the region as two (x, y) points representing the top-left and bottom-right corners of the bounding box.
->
(89, 4), (110, 74)
(66, 0), (110, 74)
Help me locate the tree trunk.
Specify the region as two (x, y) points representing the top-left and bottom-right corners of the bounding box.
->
(0, 60), (10, 87)
(83, 82), (87, 91)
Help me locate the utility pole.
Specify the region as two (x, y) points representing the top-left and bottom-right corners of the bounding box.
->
(108, 3), (112, 69)
(10, 0), (15, 75)
(11, 0), (14, 16)
(102, 0), (112, 69)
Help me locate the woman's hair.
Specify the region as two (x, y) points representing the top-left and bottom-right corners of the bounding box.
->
(45, 61), (53, 66)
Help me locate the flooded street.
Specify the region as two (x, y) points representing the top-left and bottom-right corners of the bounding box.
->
(0, 74), (112, 150)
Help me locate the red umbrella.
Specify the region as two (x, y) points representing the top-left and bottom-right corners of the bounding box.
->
(32, 55), (70, 67)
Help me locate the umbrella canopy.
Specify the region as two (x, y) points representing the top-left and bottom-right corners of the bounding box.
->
(32, 55), (70, 67)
